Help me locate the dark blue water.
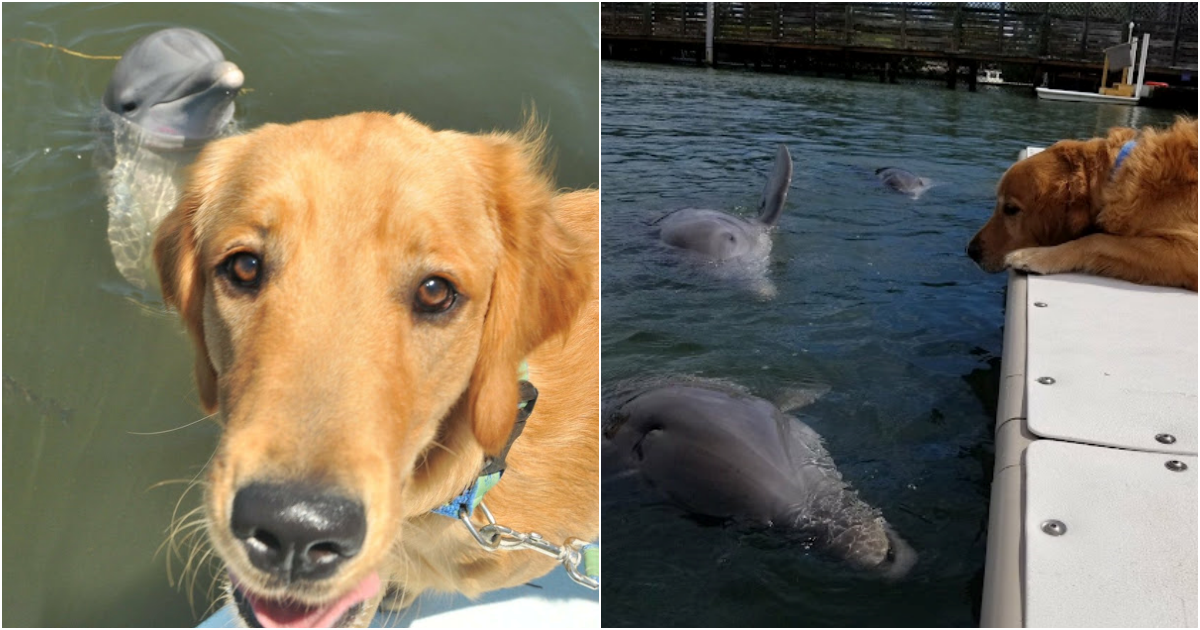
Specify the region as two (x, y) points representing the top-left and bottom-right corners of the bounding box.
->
(599, 61), (1180, 627)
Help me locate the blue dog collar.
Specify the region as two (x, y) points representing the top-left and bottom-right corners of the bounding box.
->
(431, 471), (503, 518)
(430, 362), (600, 590)
(1112, 140), (1136, 175)
(433, 362), (536, 519)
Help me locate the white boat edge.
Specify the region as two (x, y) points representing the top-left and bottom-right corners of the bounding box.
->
(197, 565), (600, 628)
(979, 270), (1030, 627)
(1035, 87), (1139, 105)
(1034, 31), (1151, 106)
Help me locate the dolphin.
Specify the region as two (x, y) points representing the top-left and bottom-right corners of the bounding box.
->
(97, 28), (243, 294)
(102, 28), (244, 148)
(603, 381), (917, 579)
(658, 144), (792, 261)
(876, 167), (931, 199)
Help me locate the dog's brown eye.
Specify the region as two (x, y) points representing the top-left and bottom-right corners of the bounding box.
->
(222, 252), (262, 288)
(415, 277), (456, 313)
(1003, 204), (1020, 216)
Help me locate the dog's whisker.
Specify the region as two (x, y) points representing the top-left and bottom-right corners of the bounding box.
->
(145, 477), (203, 491)
(402, 552), (419, 624)
(200, 574), (226, 621)
(161, 513), (205, 577)
(165, 522), (207, 588)
(427, 439), (460, 458)
(127, 411), (219, 436)
(195, 554), (226, 619)
(159, 448), (218, 589)
(180, 532), (220, 614)
(160, 513), (216, 617)
(183, 541), (206, 588)
(169, 505), (206, 531)
(177, 520), (209, 541)
(155, 444), (221, 620)
(172, 522), (209, 555)
(161, 528), (197, 571)
(163, 505), (207, 554)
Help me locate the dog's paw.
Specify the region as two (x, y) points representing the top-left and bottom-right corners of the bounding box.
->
(1004, 248), (1054, 275)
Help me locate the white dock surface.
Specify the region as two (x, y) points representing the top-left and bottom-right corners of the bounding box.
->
(1025, 441), (1197, 627)
(1026, 275), (1197, 455)
(983, 272), (1198, 627)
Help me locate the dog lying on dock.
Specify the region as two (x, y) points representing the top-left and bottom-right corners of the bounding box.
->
(968, 117), (1197, 291)
(154, 112), (599, 627)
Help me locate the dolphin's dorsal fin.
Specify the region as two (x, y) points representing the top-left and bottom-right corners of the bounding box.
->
(757, 144), (792, 226)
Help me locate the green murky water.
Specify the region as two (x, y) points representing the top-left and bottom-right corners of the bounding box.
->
(2, 4), (597, 626)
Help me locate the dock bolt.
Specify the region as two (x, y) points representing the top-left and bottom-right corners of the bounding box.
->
(1033, 302), (1048, 307)
(1036, 376), (1055, 385)
(1040, 520), (1067, 536)
(1156, 434), (1177, 445)
(1165, 460), (1188, 472)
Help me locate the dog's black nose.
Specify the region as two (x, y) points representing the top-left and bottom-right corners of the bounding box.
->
(230, 482), (366, 581)
(966, 239), (982, 262)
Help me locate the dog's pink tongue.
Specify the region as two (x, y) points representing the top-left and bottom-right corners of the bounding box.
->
(250, 572), (381, 629)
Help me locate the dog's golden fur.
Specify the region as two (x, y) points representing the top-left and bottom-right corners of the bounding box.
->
(154, 112), (598, 625)
(968, 117), (1197, 291)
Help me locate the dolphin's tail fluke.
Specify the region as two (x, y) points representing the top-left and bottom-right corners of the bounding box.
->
(757, 144), (793, 226)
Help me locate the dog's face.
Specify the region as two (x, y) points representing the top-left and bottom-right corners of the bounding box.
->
(155, 113), (589, 627)
(967, 140), (1105, 272)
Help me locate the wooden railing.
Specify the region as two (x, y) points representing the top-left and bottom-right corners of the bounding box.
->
(601, 3), (1199, 71)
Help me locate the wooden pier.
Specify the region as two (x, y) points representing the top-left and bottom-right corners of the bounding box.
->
(602, 3), (1198, 92)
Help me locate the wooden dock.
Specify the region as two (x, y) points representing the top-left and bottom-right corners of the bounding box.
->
(602, 3), (1198, 91)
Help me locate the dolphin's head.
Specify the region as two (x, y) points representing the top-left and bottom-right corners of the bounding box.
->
(877, 523), (919, 579)
(103, 28), (243, 148)
(828, 516), (918, 579)
(790, 493), (918, 579)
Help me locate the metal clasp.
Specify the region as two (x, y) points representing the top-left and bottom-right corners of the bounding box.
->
(457, 501), (598, 589)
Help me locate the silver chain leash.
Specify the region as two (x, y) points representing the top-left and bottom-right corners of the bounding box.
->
(457, 501), (599, 589)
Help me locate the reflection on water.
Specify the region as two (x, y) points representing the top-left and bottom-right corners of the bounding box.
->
(99, 115), (210, 298)
(2, 4), (597, 626)
(600, 60), (1181, 627)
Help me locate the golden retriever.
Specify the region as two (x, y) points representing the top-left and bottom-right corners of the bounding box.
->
(967, 117), (1197, 291)
(153, 112), (598, 627)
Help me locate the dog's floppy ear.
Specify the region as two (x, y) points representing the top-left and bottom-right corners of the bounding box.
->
(1047, 138), (1109, 241)
(154, 136), (248, 413)
(466, 129), (594, 454)
(155, 187), (218, 412)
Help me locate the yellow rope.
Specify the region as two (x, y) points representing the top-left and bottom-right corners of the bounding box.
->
(8, 37), (254, 94)
(8, 37), (121, 60)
